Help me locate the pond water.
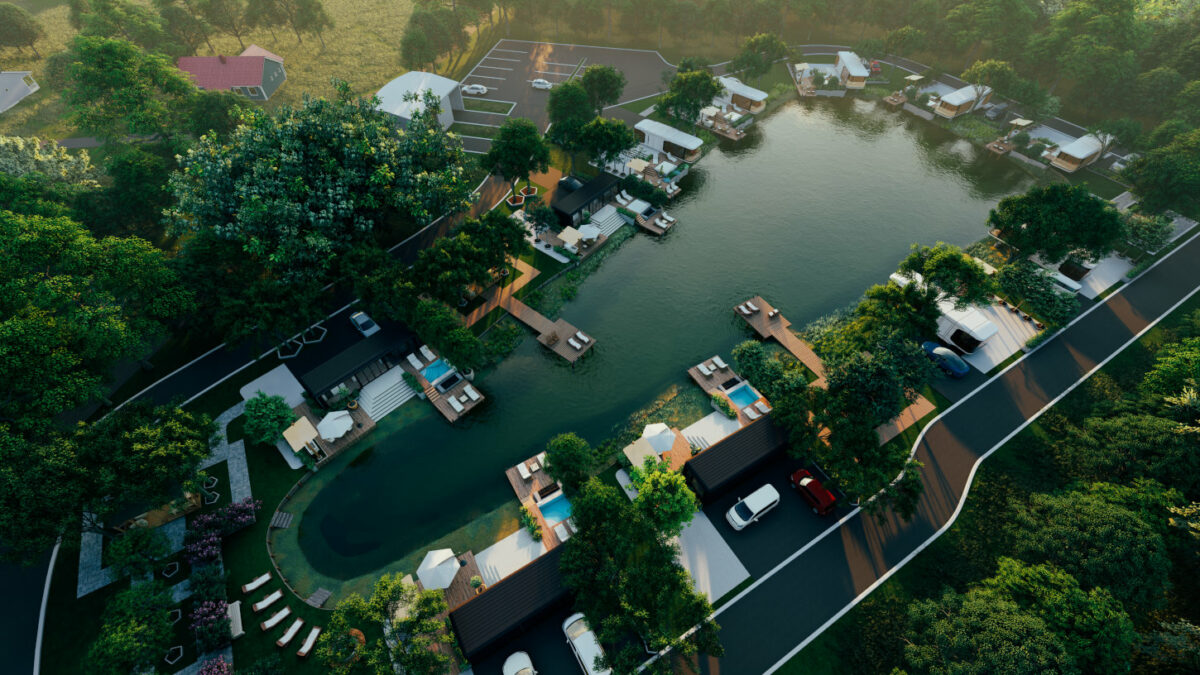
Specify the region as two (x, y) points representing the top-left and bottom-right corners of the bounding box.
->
(298, 98), (1035, 578)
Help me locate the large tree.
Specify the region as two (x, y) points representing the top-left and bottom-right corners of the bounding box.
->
(729, 32), (788, 80)
(1124, 127), (1200, 214)
(88, 582), (175, 673)
(1054, 414), (1200, 498)
(546, 80), (595, 161)
(578, 64), (627, 114)
(481, 117), (550, 194)
(544, 432), (597, 496)
(62, 35), (198, 140)
(0, 135), (98, 186)
(629, 457), (700, 538)
(242, 392), (296, 446)
(996, 260), (1080, 327)
(987, 184), (1126, 263)
(660, 69), (722, 122)
(198, 0), (253, 49)
(0, 3), (45, 57)
(578, 116), (637, 168)
(898, 242), (993, 309)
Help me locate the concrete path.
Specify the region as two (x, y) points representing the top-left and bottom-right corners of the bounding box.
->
(701, 230), (1200, 674)
(202, 402), (253, 503)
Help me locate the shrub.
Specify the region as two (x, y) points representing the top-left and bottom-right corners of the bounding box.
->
(1012, 131), (1031, 148)
(711, 392), (737, 419)
(198, 655), (232, 675)
(105, 526), (170, 578)
(189, 599), (231, 652)
(242, 392), (296, 446)
(401, 371), (420, 390)
(519, 506), (542, 541)
(189, 564), (227, 602)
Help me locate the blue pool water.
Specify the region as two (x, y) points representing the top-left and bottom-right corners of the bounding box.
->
(727, 383), (760, 409)
(539, 493), (572, 525)
(422, 359), (452, 383)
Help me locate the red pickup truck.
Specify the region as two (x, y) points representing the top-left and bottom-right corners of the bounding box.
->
(790, 469), (838, 516)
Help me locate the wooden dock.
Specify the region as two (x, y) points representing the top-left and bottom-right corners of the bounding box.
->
(635, 211), (674, 236)
(735, 296), (827, 386)
(686, 359), (763, 426)
(503, 296), (595, 363)
(398, 350), (485, 424)
(463, 257), (540, 328)
(504, 456), (568, 550)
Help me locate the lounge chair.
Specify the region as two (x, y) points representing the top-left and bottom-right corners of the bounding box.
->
(615, 193), (631, 206)
(744, 407), (761, 420)
(661, 212), (676, 224)
(755, 401), (772, 414)
(575, 331), (590, 344)
(464, 385), (481, 401)
(241, 573), (271, 594)
(554, 522), (572, 542)
(297, 626), (322, 658)
(252, 589), (283, 613)
(517, 462), (532, 480)
(406, 353), (424, 370)
(568, 337), (582, 350)
(737, 305), (751, 316)
(228, 601), (245, 640)
(419, 345), (436, 362)
(620, 190), (634, 202)
(697, 363), (713, 377)
(448, 397), (465, 414)
(261, 606), (291, 632)
(536, 452), (547, 466)
(746, 301), (761, 312)
(712, 356), (729, 370)
(276, 618), (304, 647)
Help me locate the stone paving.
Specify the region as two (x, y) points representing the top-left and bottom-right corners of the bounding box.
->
(201, 402), (252, 503)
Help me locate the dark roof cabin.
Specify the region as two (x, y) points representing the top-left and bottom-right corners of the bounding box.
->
(550, 173), (621, 228)
(684, 418), (788, 500)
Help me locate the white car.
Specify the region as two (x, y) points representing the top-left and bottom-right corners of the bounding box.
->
(563, 613), (611, 675)
(502, 651), (536, 675)
(531, 78), (553, 90)
(462, 83), (488, 95)
(726, 483), (781, 531)
(349, 311), (380, 338)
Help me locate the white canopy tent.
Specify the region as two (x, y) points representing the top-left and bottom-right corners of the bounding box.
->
(643, 423), (677, 456)
(317, 411), (354, 441)
(416, 549), (460, 590)
(578, 224), (601, 242)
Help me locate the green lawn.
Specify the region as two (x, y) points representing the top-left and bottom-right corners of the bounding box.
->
(779, 290), (1200, 674)
(449, 122), (500, 139)
(462, 98), (515, 114)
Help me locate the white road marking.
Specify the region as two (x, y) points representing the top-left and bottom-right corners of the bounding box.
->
(465, 75), (506, 81)
(475, 65), (514, 71)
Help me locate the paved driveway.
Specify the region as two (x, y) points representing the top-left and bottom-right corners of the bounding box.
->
(697, 231), (1200, 674)
(469, 605), (580, 675)
(462, 40), (675, 132)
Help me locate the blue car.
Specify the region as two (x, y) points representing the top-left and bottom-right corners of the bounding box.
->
(922, 341), (970, 378)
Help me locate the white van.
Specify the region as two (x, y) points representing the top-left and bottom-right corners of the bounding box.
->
(563, 613), (611, 675)
(726, 484), (781, 531)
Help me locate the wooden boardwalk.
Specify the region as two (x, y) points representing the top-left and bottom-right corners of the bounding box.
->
(503, 297), (595, 363)
(735, 296), (827, 386)
(463, 257), (540, 328)
(734, 295), (936, 445)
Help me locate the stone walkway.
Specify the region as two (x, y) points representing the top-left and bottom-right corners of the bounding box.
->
(201, 402), (252, 503)
(76, 516), (187, 598)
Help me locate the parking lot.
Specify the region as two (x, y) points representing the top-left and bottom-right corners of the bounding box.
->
(468, 605), (581, 675)
(458, 39), (676, 153)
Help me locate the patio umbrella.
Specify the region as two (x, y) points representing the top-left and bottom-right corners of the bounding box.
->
(417, 549), (459, 590)
(579, 224), (601, 242)
(642, 423), (676, 456)
(316, 411), (354, 441)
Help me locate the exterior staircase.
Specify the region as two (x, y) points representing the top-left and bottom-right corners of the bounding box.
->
(590, 204), (626, 237)
(358, 366), (417, 421)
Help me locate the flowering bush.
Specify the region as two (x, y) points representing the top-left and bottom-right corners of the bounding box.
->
(198, 655), (232, 675)
(190, 600), (231, 652)
(193, 498), (263, 537)
(183, 530), (222, 565)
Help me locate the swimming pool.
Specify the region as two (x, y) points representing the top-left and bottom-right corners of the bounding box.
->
(538, 492), (572, 525)
(422, 359), (452, 383)
(726, 383), (760, 409)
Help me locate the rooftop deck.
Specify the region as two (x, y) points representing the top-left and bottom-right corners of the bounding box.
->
(734, 296), (827, 386)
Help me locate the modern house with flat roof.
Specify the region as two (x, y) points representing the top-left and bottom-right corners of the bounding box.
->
(835, 51), (869, 89)
(934, 84), (992, 119)
(176, 45), (286, 101)
(715, 75), (768, 113)
(684, 417), (787, 500)
(0, 71), (38, 114)
(634, 118), (703, 163)
(551, 172), (621, 227)
(1049, 134), (1105, 173)
(376, 71), (463, 130)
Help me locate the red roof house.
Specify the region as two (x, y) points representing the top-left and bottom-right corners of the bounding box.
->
(177, 45), (287, 101)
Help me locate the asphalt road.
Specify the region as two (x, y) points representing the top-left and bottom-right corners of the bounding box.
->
(701, 232), (1200, 675)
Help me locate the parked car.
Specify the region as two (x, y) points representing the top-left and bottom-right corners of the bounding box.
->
(985, 102), (1009, 120)
(349, 311), (380, 338)
(725, 484), (781, 530)
(563, 613), (611, 675)
(531, 78), (553, 90)
(790, 469), (838, 516)
(922, 341), (970, 378)
(502, 651), (537, 675)
(462, 83), (488, 95)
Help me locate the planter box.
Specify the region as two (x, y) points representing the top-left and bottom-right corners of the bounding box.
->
(506, 195), (525, 208)
(521, 185), (538, 196)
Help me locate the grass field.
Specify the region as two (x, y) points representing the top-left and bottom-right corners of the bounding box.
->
(462, 98), (514, 114)
(449, 121), (500, 139)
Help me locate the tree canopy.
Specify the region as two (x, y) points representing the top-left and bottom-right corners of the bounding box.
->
(629, 457), (700, 538)
(730, 32), (788, 79)
(88, 581), (175, 674)
(578, 116), (637, 167)
(579, 63), (627, 114)
(481, 117), (550, 191)
(987, 184), (1126, 263)
(544, 432), (597, 496)
(1124, 127), (1200, 214)
(898, 242), (993, 309)
(660, 69), (722, 122)
(243, 392), (297, 446)
(0, 3), (44, 56)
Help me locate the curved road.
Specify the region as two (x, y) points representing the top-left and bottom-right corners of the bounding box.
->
(703, 231), (1200, 675)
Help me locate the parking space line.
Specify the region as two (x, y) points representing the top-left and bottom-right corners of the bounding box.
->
(462, 110), (510, 117)
(484, 56), (522, 62)
(543, 60), (581, 67)
(493, 48), (528, 54)
(465, 74), (506, 80)
(534, 70), (573, 76)
(475, 65), (513, 71)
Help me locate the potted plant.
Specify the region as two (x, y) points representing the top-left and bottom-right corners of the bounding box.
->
(470, 575), (485, 594)
(347, 399), (359, 411)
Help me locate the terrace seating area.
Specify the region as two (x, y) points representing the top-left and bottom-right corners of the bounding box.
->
(504, 453), (572, 550)
(687, 356), (769, 427)
(399, 345), (485, 423)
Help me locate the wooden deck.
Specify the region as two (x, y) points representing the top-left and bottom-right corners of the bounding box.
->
(463, 258), (540, 328)
(698, 107), (747, 141)
(686, 359), (765, 426)
(986, 139), (1014, 155)
(503, 296), (595, 363)
(293, 401), (376, 468)
(504, 456), (568, 550)
(398, 351), (485, 424)
(443, 551), (483, 610)
(635, 211), (673, 236)
(883, 92), (908, 107)
(735, 296), (827, 386)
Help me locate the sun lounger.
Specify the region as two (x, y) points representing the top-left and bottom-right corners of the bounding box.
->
(261, 606), (291, 631)
(448, 397), (465, 414)
(660, 212), (676, 224)
(744, 407), (761, 420)
(554, 522), (572, 542)
(736, 304), (751, 315)
(620, 190), (634, 202)
(696, 363), (712, 377)
(568, 337), (582, 350)
(755, 401), (772, 414)
(252, 589), (283, 613)
(575, 331), (590, 344)
(616, 193), (631, 206)
(406, 353), (424, 370)
(517, 462), (532, 480)
(297, 626), (321, 658)
(242, 573), (271, 594)
(746, 301), (761, 312)
(420, 345), (436, 362)
(276, 618), (304, 647)
(536, 452), (546, 466)
(712, 356), (729, 370)
(464, 385), (481, 401)
(228, 601), (245, 640)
